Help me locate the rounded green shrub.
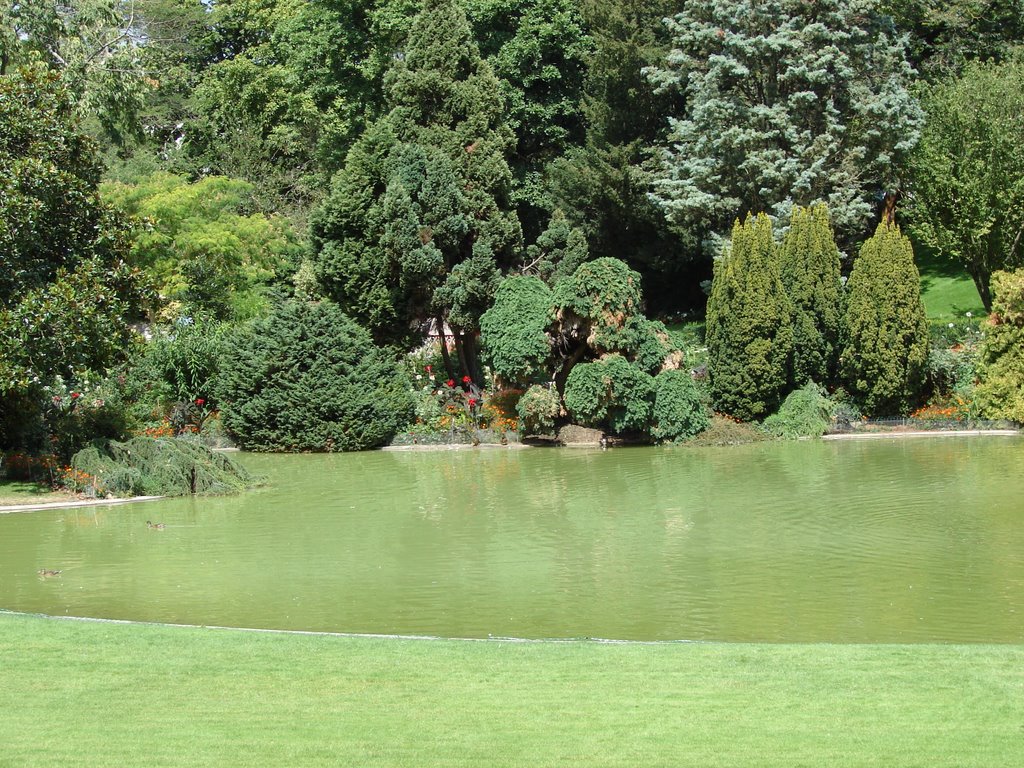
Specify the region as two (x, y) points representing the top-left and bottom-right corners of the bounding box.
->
(217, 301), (414, 451)
(760, 382), (836, 439)
(651, 369), (710, 442)
(479, 275), (553, 386)
(563, 355), (654, 434)
(516, 384), (561, 435)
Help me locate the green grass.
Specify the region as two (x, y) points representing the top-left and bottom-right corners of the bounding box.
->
(0, 480), (76, 507)
(916, 247), (986, 321)
(1, 612), (1021, 767)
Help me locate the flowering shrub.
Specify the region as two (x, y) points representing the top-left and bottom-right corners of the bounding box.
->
(911, 396), (974, 422)
(1, 452), (58, 482)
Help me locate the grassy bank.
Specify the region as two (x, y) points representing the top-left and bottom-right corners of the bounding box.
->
(0, 480), (76, 507)
(1, 613), (1021, 767)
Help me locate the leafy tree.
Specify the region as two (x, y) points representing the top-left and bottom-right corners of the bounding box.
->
(102, 172), (303, 320)
(0, 66), (143, 449)
(646, 0), (922, 252)
(548, 0), (690, 309)
(705, 213), (794, 421)
(521, 210), (590, 284)
(841, 224), (929, 415)
(181, 0), (381, 214)
(974, 270), (1024, 421)
(883, 0), (1024, 80)
(313, 0), (521, 382)
(217, 301), (414, 452)
(467, 0), (592, 241)
(778, 205), (844, 386)
(1, 0), (149, 143)
(907, 58), (1024, 310)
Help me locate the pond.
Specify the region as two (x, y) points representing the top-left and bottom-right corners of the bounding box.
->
(2, 437), (1022, 643)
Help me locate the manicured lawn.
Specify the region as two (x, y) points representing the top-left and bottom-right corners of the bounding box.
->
(0, 480), (76, 507)
(916, 247), (986, 321)
(1, 612), (1021, 767)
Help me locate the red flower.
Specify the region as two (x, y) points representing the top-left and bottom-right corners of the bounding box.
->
(70, 392), (80, 399)
(425, 365), (432, 373)
(446, 379), (455, 388)
(195, 398), (205, 406)
(462, 375), (472, 384)
(468, 398), (477, 407)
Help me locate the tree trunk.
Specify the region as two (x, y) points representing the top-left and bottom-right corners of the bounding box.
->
(435, 316), (456, 379)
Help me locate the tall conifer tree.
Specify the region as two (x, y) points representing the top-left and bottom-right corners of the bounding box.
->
(705, 213), (793, 420)
(841, 224), (929, 415)
(779, 205), (844, 386)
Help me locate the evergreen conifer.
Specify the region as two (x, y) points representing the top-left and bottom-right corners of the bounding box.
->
(705, 213), (793, 421)
(778, 205), (844, 386)
(841, 224), (929, 416)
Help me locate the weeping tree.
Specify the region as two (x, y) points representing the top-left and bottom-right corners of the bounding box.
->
(705, 213), (794, 421)
(311, 0), (521, 383)
(841, 223), (929, 415)
(778, 205), (844, 386)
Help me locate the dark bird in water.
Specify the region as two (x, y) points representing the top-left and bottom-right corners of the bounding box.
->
(146, 521), (166, 530)
(37, 569), (62, 577)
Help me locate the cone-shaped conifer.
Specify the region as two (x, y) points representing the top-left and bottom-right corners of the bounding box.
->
(841, 224), (929, 415)
(779, 205), (844, 386)
(706, 213), (793, 420)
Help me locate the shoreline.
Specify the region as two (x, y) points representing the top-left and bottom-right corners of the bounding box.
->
(0, 495), (164, 514)
(822, 429), (1018, 441)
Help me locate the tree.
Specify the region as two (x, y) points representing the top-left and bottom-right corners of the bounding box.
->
(705, 213), (794, 421)
(0, 67), (143, 449)
(217, 301), (414, 452)
(548, 0), (691, 310)
(778, 205), (844, 386)
(102, 172), (303, 321)
(312, 0), (522, 382)
(883, 0), (1024, 80)
(646, 0), (922, 253)
(973, 270), (1024, 421)
(467, 0), (592, 242)
(906, 58), (1024, 311)
(1, 0), (149, 144)
(841, 223), (929, 415)
(479, 276), (553, 385)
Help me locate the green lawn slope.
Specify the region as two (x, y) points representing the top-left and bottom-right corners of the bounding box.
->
(1, 613), (1021, 767)
(916, 247), (986, 321)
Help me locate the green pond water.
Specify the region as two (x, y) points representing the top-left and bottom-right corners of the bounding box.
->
(2, 437), (1022, 643)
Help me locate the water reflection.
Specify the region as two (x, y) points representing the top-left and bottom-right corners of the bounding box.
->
(1, 438), (1022, 642)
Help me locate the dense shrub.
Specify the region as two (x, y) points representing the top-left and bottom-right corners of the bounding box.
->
(479, 276), (553, 385)
(516, 384), (561, 435)
(761, 383), (837, 439)
(651, 369), (710, 442)
(685, 415), (768, 447)
(975, 270), (1024, 421)
(69, 437), (254, 497)
(706, 213), (794, 420)
(841, 224), (929, 415)
(563, 355), (654, 434)
(551, 258), (646, 354)
(217, 301), (414, 451)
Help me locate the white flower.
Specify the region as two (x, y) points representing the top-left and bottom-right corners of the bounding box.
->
(948, 323), (954, 328)
(965, 312), (973, 318)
